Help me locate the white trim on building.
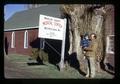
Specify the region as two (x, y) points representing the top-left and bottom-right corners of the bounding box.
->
(11, 32), (15, 48)
(4, 26), (39, 32)
(40, 38), (45, 49)
(24, 30), (28, 49)
(106, 35), (114, 54)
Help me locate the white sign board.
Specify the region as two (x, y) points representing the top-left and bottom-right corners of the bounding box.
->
(38, 14), (66, 40)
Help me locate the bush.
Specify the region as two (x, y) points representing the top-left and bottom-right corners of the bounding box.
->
(31, 48), (39, 60)
(31, 48), (49, 63)
(39, 49), (48, 62)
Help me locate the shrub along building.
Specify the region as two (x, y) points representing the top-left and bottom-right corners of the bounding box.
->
(4, 4), (114, 73)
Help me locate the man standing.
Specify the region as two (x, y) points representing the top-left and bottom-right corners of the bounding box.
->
(84, 33), (98, 78)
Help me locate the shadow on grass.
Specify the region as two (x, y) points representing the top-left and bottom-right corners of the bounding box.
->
(100, 55), (115, 76)
(68, 52), (86, 76)
(27, 56), (45, 66)
(27, 62), (45, 66)
(100, 61), (115, 75)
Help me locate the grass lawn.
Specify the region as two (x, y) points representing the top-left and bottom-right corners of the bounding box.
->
(4, 54), (114, 79)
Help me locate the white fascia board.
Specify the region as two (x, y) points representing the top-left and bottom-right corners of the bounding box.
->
(4, 26), (39, 31)
(108, 35), (115, 37)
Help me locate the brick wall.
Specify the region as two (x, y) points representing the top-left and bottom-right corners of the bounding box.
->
(4, 28), (39, 56)
(104, 5), (114, 70)
(105, 5), (114, 36)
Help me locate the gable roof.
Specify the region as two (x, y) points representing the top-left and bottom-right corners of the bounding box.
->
(4, 5), (61, 31)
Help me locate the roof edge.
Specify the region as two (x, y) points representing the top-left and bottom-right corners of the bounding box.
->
(4, 26), (39, 31)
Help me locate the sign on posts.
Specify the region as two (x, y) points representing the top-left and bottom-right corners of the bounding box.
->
(38, 14), (65, 40)
(38, 14), (67, 71)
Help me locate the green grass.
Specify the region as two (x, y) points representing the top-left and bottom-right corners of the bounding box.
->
(5, 54), (30, 62)
(5, 54), (114, 79)
(5, 54), (83, 78)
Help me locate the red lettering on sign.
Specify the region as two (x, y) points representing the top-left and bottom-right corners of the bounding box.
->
(54, 22), (62, 28)
(43, 21), (53, 25)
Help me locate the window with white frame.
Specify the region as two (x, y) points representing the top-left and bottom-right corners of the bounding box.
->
(11, 32), (15, 48)
(106, 35), (114, 54)
(40, 38), (45, 49)
(24, 30), (28, 48)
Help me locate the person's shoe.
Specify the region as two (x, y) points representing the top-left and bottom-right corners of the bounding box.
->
(90, 75), (95, 78)
(85, 74), (90, 78)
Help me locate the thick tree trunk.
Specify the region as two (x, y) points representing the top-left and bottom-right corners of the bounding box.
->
(71, 15), (81, 61)
(68, 19), (73, 55)
(60, 4), (106, 72)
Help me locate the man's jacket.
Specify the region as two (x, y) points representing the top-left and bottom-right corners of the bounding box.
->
(84, 39), (98, 57)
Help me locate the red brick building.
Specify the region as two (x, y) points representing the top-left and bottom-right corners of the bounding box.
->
(4, 5), (62, 56)
(104, 5), (114, 72)
(4, 28), (38, 55)
(4, 4), (114, 72)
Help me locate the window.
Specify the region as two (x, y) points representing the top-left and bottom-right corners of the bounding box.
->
(11, 32), (15, 48)
(40, 38), (45, 49)
(106, 35), (114, 54)
(24, 30), (28, 48)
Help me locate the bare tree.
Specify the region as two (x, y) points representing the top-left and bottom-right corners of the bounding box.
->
(60, 4), (107, 72)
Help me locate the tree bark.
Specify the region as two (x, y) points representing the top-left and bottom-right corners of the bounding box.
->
(60, 4), (106, 71)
